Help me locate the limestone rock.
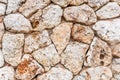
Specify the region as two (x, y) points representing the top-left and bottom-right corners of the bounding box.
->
(2, 32), (24, 66)
(4, 13), (32, 33)
(61, 41), (89, 75)
(15, 54), (44, 80)
(64, 4), (97, 25)
(70, 0), (87, 6)
(0, 50), (4, 67)
(0, 3), (6, 16)
(0, 22), (4, 48)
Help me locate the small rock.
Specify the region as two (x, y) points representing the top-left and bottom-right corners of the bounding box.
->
(64, 4), (97, 25)
(37, 65), (73, 80)
(73, 66), (112, 80)
(72, 24), (94, 44)
(4, 13), (32, 33)
(2, 32), (24, 66)
(96, 2), (120, 19)
(61, 41), (89, 75)
(70, 0), (87, 6)
(19, 0), (50, 17)
(0, 50), (4, 67)
(84, 37), (112, 67)
(51, 22), (72, 54)
(15, 54), (44, 80)
(0, 66), (15, 80)
(0, 3), (6, 16)
(93, 18), (120, 45)
(0, 22), (4, 48)
(32, 44), (60, 71)
(112, 43), (120, 57)
(24, 30), (51, 53)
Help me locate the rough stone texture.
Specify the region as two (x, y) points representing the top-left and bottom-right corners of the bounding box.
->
(2, 32), (24, 66)
(112, 43), (120, 57)
(0, 22), (4, 48)
(93, 18), (120, 45)
(0, 50), (4, 67)
(73, 66), (112, 80)
(19, 0), (50, 17)
(24, 30), (51, 53)
(32, 44), (60, 71)
(4, 13), (32, 33)
(0, 3), (6, 16)
(84, 37), (112, 67)
(0, 66), (15, 80)
(64, 4), (97, 25)
(15, 54), (44, 80)
(61, 41), (89, 75)
(51, 22), (72, 54)
(37, 65), (73, 80)
(72, 24), (94, 44)
(70, 0), (87, 6)
(96, 2), (120, 19)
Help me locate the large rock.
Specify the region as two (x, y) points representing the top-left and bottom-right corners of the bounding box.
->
(0, 3), (6, 16)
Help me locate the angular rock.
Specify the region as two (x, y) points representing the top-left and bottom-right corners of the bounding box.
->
(2, 32), (24, 66)
(112, 43), (120, 57)
(4, 13), (32, 33)
(0, 22), (4, 48)
(73, 66), (112, 80)
(0, 50), (4, 67)
(0, 3), (6, 16)
(32, 44), (60, 71)
(37, 65), (73, 80)
(96, 2), (120, 19)
(16, 54), (44, 80)
(0, 66), (15, 80)
(84, 37), (112, 67)
(70, 0), (87, 6)
(93, 18), (120, 45)
(24, 30), (51, 53)
(51, 22), (72, 54)
(64, 4), (97, 25)
(19, 0), (50, 17)
(61, 41), (89, 75)
(72, 24), (94, 44)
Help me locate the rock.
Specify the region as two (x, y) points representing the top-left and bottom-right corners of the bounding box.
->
(96, 2), (120, 19)
(2, 32), (24, 66)
(111, 58), (120, 80)
(84, 37), (112, 67)
(111, 0), (120, 5)
(70, 0), (87, 6)
(6, 0), (25, 14)
(37, 65), (73, 80)
(64, 4), (97, 25)
(88, 0), (109, 10)
(0, 50), (4, 67)
(72, 24), (94, 44)
(32, 44), (60, 71)
(61, 41), (89, 75)
(4, 13), (32, 33)
(0, 66), (15, 80)
(15, 54), (44, 80)
(0, 0), (7, 3)
(51, 22), (72, 54)
(93, 18), (120, 45)
(0, 3), (6, 16)
(19, 0), (50, 17)
(51, 0), (72, 7)
(73, 66), (112, 80)
(0, 22), (4, 48)
(24, 30), (51, 53)
(112, 43), (120, 57)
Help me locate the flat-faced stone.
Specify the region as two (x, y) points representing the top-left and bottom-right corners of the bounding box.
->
(72, 24), (94, 44)
(51, 22), (72, 54)
(15, 54), (44, 80)
(64, 4), (97, 25)
(84, 37), (112, 67)
(96, 2), (120, 19)
(2, 32), (24, 66)
(4, 13), (32, 33)
(0, 22), (4, 48)
(24, 30), (51, 53)
(93, 18), (120, 45)
(70, 0), (87, 6)
(0, 3), (6, 16)
(0, 50), (4, 67)
(61, 41), (89, 75)
(32, 44), (60, 71)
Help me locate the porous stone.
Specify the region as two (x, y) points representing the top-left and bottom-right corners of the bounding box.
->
(84, 37), (112, 67)
(93, 18), (120, 45)
(64, 4), (97, 25)
(4, 13), (32, 33)
(72, 24), (94, 44)
(37, 65), (73, 80)
(61, 41), (89, 75)
(73, 66), (112, 80)
(0, 50), (4, 67)
(0, 3), (6, 16)
(0, 22), (4, 48)
(96, 2), (120, 19)
(32, 44), (60, 71)
(112, 43), (120, 57)
(2, 32), (24, 66)
(15, 54), (44, 80)
(51, 22), (72, 54)
(70, 0), (87, 6)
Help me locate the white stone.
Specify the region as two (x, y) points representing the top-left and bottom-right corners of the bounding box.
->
(0, 50), (4, 67)
(111, 0), (120, 5)
(0, 3), (6, 16)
